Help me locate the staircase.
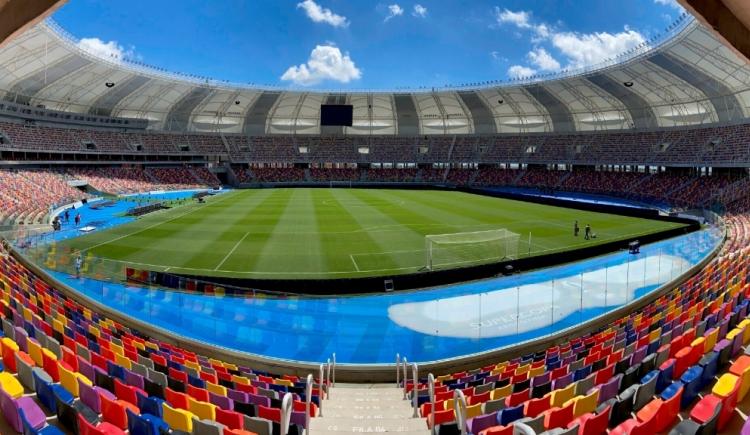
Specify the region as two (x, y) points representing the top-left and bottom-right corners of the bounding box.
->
(311, 384), (429, 434)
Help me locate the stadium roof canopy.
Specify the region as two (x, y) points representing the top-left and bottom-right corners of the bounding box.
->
(0, 16), (749, 135)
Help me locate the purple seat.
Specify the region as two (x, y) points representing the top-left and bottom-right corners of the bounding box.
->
(248, 394), (271, 407)
(741, 415), (750, 435)
(291, 411), (307, 428)
(631, 346), (647, 365)
(227, 389), (249, 404)
(532, 372), (550, 387)
(592, 374), (621, 404)
(209, 391), (233, 410)
(467, 412), (498, 434)
(78, 357), (95, 382)
(79, 379), (102, 413)
(251, 380), (268, 388)
(552, 373), (573, 390)
(484, 374), (500, 384)
(125, 369), (145, 390)
(731, 330), (744, 357)
(13, 327), (28, 353)
(0, 386), (46, 433)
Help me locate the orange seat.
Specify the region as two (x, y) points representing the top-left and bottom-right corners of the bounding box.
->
(100, 392), (139, 430)
(544, 402), (574, 430)
(635, 387), (682, 432)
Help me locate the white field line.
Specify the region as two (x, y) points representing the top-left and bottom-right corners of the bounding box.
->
(82, 192), (237, 253)
(214, 232), (250, 271)
(349, 254), (361, 272)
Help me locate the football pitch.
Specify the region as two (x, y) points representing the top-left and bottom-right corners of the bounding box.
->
(57, 188), (687, 279)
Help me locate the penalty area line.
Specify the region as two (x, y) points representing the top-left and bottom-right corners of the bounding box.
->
(214, 232), (251, 271)
(350, 254), (361, 272)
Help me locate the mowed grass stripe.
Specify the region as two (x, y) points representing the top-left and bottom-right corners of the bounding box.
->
(314, 189), (399, 273)
(251, 189), (325, 273)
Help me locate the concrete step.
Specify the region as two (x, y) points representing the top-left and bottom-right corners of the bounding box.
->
(325, 402), (412, 411)
(310, 417), (428, 432)
(321, 407), (416, 419)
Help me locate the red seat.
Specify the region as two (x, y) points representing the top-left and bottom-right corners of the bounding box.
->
(570, 405), (610, 435)
(427, 409), (455, 429)
(258, 405), (281, 423)
(293, 400), (318, 417)
(609, 412), (656, 435)
(114, 379), (139, 406)
(186, 384), (210, 402)
(100, 393), (139, 430)
(524, 396), (551, 418)
(469, 391), (490, 405)
(635, 387), (682, 432)
(544, 402), (574, 430)
(215, 408), (244, 430)
(165, 388), (190, 410)
(78, 413), (126, 435)
(505, 388), (529, 407)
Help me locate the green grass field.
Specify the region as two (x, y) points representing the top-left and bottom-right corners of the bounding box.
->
(57, 189), (686, 279)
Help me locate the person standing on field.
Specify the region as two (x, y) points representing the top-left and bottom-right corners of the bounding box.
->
(75, 254), (82, 278)
(574, 220), (579, 237)
(584, 224), (591, 240)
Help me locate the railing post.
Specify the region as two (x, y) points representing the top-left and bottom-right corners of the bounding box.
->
(318, 363), (326, 417)
(326, 358), (332, 399)
(402, 357), (408, 399)
(411, 363), (419, 418)
(395, 353), (400, 387)
(332, 353), (336, 387)
(453, 389), (468, 435)
(281, 392), (293, 435)
(427, 373), (435, 433)
(305, 374), (313, 435)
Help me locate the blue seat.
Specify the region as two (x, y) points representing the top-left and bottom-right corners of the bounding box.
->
(680, 365), (704, 409)
(187, 374), (205, 388)
(33, 370), (73, 414)
(268, 383), (288, 393)
(136, 391), (165, 418)
(699, 352), (719, 389)
(19, 408), (64, 435)
(573, 365), (592, 382)
(127, 409), (168, 435)
(497, 404), (524, 426)
(657, 360), (675, 393)
(107, 361), (126, 381)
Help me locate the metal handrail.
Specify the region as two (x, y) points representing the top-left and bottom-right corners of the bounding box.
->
(411, 363), (419, 418)
(427, 373), (436, 433)
(395, 353), (401, 387)
(453, 389), (468, 435)
(326, 358), (332, 399)
(318, 363), (326, 417)
(305, 374), (313, 435)
(331, 353), (336, 387)
(280, 392), (294, 435)
(402, 356), (408, 399)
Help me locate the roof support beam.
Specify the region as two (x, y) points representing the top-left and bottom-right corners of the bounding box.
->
(0, 0), (66, 48)
(393, 94), (420, 136)
(523, 85), (575, 132)
(587, 73), (657, 129)
(680, 0), (750, 64)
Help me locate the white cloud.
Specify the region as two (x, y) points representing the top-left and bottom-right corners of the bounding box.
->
(508, 65), (537, 78)
(495, 8), (531, 28)
(551, 29), (646, 68)
(527, 47), (560, 71)
(413, 4), (428, 18)
(297, 0), (349, 28)
(77, 38), (134, 62)
(385, 4), (404, 21)
(281, 45), (362, 86)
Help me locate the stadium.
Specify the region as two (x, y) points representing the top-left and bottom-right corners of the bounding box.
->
(0, 0), (749, 433)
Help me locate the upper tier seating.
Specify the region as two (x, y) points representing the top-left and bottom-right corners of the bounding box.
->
(0, 169), (87, 225)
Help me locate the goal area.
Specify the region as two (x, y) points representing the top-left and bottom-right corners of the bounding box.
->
(425, 229), (520, 271)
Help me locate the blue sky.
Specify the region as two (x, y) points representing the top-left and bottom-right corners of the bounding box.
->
(52, 0), (686, 90)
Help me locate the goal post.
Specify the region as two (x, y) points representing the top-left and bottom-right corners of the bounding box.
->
(425, 229), (521, 271)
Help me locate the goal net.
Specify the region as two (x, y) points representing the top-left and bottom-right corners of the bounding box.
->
(425, 229), (520, 270)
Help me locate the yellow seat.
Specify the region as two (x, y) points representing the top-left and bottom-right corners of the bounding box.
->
(465, 403), (483, 419)
(550, 383), (576, 408)
(444, 399), (455, 411)
(232, 375), (250, 385)
(490, 384), (512, 401)
(274, 378), (293, 387)
(59, 363), (88, 397)
(0, 372), (24, 398)
(712, 373), (740, 398)
(704, 328), (719, 353)
(114, 354), (132, 370)
(528, 365), (545, 378)
(572, 390), (598, 417)
(163, 403), (195, 433)
(26, 339), (43, 367)
(188, 397), (216, 421)
(206, 382), (227, 396)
